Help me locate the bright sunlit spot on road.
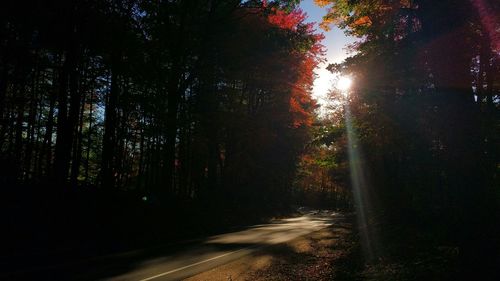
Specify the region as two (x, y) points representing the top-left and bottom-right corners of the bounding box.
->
(336, 76), (352, 94)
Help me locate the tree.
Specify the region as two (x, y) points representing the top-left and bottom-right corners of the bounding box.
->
(316, 0), (500, 277)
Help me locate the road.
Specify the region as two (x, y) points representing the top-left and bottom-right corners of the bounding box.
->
(5, 211), (338, 281)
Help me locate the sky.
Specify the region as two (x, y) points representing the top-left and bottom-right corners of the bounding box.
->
(299, 0), (357, 106)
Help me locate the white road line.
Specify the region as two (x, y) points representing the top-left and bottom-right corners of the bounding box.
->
(135, 214), (334, 281)
(137, 247), (251, 281)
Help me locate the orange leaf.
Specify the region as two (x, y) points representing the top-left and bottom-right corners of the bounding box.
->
(354, 16), (372, 27)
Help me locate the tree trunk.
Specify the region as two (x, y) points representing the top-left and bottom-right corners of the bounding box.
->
(177, 98), (190, 197)
(33, 88), (44, 179)
(14, 88), (25, 180)
(53, 0), (80, 187)
(0, 66), (8, 149)
(24, 67), (40, 180)
(54, 48), (80, 186)
(162, 57), (183, 197)
(101, 66), (119, 189)
(70, 91), (85, 187)
(84, 91), (93, 185)
(42, 71), (57, 177)
(136, 119), (145, 191)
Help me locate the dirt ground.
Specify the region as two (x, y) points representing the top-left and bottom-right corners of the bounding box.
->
(184, 216), (359, 281)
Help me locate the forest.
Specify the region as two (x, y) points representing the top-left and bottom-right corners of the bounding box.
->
(0, 0), (321, 202)
(0, 0), (324, 265)
(305, 0), (500, 279)
(1, 0), (499, 280)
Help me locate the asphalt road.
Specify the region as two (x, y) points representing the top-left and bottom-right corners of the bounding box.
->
(5, 211), (338, 281)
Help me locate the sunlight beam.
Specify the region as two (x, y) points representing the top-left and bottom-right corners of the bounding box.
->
(344, 103), (379, 261)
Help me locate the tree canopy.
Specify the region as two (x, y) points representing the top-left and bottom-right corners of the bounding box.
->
(303, 0), (500, 278)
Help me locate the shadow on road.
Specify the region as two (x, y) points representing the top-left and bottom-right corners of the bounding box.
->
(2, 212), (348, 281)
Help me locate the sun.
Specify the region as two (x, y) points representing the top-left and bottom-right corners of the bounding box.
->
(336, 76), (352, 93)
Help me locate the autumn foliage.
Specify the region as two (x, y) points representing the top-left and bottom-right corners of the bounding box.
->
(0, 0), (327, 223)
(266, 7), (324, 127)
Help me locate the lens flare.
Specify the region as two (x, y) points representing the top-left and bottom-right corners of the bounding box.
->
(336, 76), (352, 92)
